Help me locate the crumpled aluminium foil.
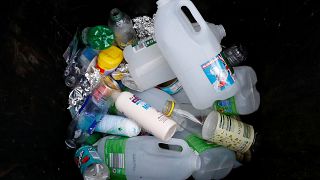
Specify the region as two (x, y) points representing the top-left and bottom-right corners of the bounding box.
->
(132, 15), (155, 39)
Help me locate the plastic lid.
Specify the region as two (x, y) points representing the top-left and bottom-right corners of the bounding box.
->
(83, 26), (115, 50)
(97, 46), (123, 70)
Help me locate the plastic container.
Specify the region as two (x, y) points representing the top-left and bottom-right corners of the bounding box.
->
(96, 45), (124, 75)
(214, 66), (260, 115)
(108, 8), (138, 49)
(155, 0), (240, 109)
(94, 114), (141, 137)
(96, 136), (201, 180)
(202, 111), (255, 153)
(123, 22), (226, 92)
(174, 130), (240, 180)
(75, 145), (110, 180)
(111, 91), (177, 141)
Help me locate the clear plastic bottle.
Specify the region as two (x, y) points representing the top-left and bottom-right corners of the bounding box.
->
(96, 136), (201, 180)
(174, 130), (241, 180)
(214, 66), (260, 115)
(108, 8), (138, 49)
(75, 145), (110, 180)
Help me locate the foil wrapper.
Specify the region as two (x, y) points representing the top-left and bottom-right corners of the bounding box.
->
(111, 63), (130, 80)
(133, 15), (155, 39)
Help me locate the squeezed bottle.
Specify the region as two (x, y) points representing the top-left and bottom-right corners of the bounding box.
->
(96, 136), (201, 180)
(108, 8), (138, 49)
(174, 130), (241, 180)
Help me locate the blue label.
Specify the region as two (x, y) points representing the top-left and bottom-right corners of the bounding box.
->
(160, 80), (182, 95)
(129, 95), (151, 110)
(75, 146), (103, 174)
(201, 54), (235, 91)
(82, 47), (98, 61)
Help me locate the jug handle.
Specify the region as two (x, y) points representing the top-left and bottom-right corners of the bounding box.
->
(177, 0), (208, 34)
(156, 138), (191, 156)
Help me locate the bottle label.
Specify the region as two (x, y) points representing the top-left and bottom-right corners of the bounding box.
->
(201, 54), (235, 91)
(82, 47), (98, 62)
(105, 136), (128, 180)
(75, 146), (103, 174)
(159, 80), (183, 95)
(133, 37), (156, 53)
(185, 134), (220, 154)
(209, 114), (254, 153)
(214, 96), (238, 115)
(129, 95), (152, 110)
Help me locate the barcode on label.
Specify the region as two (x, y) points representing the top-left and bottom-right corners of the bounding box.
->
(109, 153), (125, 169)
(133, 42), (145, 53)
(89, 150), (101, 160)
(219, 115), (232, 131)
(243, 124), (251, 139)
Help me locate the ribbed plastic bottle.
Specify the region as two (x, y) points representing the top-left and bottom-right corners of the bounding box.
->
(155, 0), (240, 109)
(96, 136), (201, 180)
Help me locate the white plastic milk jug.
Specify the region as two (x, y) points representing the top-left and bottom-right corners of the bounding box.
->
(155, 0), (240, 109)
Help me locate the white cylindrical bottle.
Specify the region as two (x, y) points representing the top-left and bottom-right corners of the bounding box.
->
(111, 91), (177, 141)
(214, 66), (260, 115)
(155, 0), (240, 109)
(95, 115), (141, 137)
(202, 111), (255, 153)
(96, 136), (201, 180)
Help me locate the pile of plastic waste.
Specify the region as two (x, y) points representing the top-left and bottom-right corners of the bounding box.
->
(63, 0), (260, 179)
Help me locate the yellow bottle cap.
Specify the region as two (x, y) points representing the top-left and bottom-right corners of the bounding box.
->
(97, 45), (123, 70)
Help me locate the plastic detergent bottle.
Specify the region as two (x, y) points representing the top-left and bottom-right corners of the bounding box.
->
(155, 0), (240, 109)
(110, 91), (177, 141)
(173, 130), (240, 180)
(202, 111), (255, 153)
(74, 145), (110, 180)
(96, 136), (201, 180)
(96, 45), (123, 75)
(214, 66), (260, 115)
(123, 22), (226, 92)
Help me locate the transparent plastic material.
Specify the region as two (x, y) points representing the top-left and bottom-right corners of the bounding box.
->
(214, 66), (260, 115)
(155, 0), (240, 109)
(96, 136), (201, 180)
(108, 8), (138, 49)
(174, 130), (241, 180)
(123, 22), (226, 91)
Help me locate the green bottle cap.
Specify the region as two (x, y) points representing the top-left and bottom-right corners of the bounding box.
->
(82, 25), (115, 50)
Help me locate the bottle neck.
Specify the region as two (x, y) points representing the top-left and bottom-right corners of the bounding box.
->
(110, 8), (124, 22)
(163, 100), (175, 117)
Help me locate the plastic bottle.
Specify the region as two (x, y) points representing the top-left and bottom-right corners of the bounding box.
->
(82, 25), (115, 50)
(157, 78), (183, 95)
(123, 22), (226, 92)
(75, 145), (110, 180)
(94, 114), (141, 137)
(174, 130), (240, 180)
(155, 0), (240, 109)
(78, 46), (99, 73)
(111, 91), (177, 141)
(108, 8), (138, 49)
(96, 136), (201, 180)
(127, 88), (203, 131)
(96, 46), (124, 75)
(214, 66), (260, 115)
(201, 111), (255, 153)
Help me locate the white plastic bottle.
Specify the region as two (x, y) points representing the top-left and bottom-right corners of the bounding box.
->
(111, 91), (177, 141)
(202, 111), (255, 153)
(123, 22), (226, 91)
(94, 115), (141, 137)
(214, 66), (260, 115)
(96, 136), (201, 180)
(174, 130), (240, 180)
(155, 0), (240, 109)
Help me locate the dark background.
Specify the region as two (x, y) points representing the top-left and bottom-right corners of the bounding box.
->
(1, 0), (320, 179)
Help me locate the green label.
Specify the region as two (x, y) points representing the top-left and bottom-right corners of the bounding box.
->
(144, 38), (156, 47)
(185, 134), (220, 154)
(105, 136), (128, 180)
(214, 96), (238, 115)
